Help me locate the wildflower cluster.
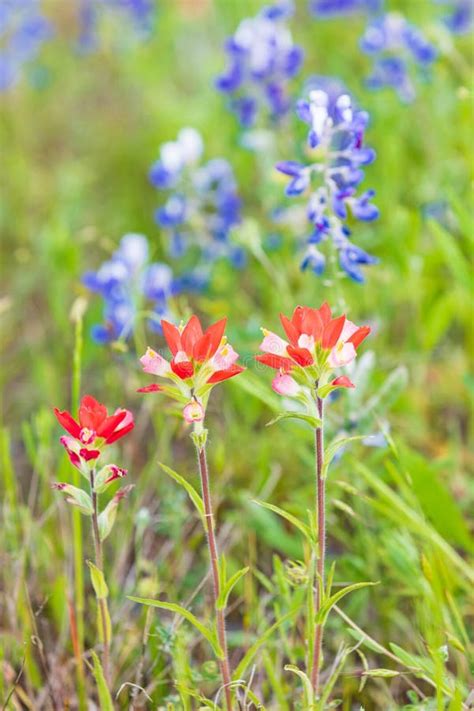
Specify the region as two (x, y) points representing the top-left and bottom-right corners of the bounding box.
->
(83, 233), (178, 344)
(53, 395), (134, 534)
(215, 1), (303, 128)
(360, 13), (437, 102)
(78, 0), (155, 51)
(139, 314), (245, 424)
(149, 127), (244, 276)
(276, 77), (378, 282)
(0, 0), (53, 91)
(257, 303), (370, 400)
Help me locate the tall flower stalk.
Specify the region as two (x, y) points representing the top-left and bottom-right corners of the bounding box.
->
(53, 395), (134, 686)
(192, 422), (233, 710)
(137, 313), (245, 707)
(310, 391), (325, 692)
(256, 303), (372, 695)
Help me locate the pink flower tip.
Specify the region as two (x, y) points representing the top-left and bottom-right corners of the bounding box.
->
(272, 373), (301, 397)
(183, 400), (205, 423)
(332, 376), (355, 389)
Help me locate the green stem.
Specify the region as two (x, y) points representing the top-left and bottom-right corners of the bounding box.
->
(310, 394), (325, 696)
(89, 469), (110, 686)
(194, 438), (233, 711)
(71, 312), (86, 710)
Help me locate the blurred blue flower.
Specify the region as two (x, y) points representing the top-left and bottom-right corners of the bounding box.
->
(215, 1), (303, 127)
(360, 13), (437, 102)
(150, 128), (244, 280)
(78, 0), (155, 51)
(436, 0), (473, 34)
(276, 77), (379, 283)
(0, 0), (53, 91)
(309, 0), (380, 18)
(83, 233), (178, 344)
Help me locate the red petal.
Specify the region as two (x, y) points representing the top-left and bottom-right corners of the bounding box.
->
(105, 420), (134, 444)
(322, 315), (346, 349)
(301, 308), (323, 341)
(332, 376), (355, 389)
(171, 359), (194, 379)
(161, 319), (182, 356)
(347, 325), (371, 349)
(79, 395), (108, 430)
(287, 346), (314, 367)
(291, 306), (305, 333)
(54, 408), (81, 438)
(255, 354), (294, 371)
(80, 448), (101, 460)
(181, 315), (203, 358)
(318, 302), (332, 325)
(193, 317), (227, 362)
(137, 384), (163, 393)
(207, 365), (245, 383)
(97, 410), (127, 439)
(279, 313), (299, 346)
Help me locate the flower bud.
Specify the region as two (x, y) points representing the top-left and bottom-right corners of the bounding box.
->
(183, 400), (205, 423)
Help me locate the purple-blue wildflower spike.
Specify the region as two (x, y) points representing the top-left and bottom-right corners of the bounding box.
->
(83, 234), (178, 344)
(215, 1), (303, 127)
(274, 76), (379, 282)
(360, 13), (437, 101)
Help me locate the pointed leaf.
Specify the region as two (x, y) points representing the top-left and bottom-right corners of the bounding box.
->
(217, 566), (250, 610)
(91, 651), (113, 711)
(316, 581), (378, 625)
(266, 412), (321, 429)
(253, 500), (314, 544)
(127, 597), (223, 659)
(284, 665), (314, 708)
(87, 561), (108, 599)
(159, 462), (205, 524)
(322, 435), (368, 478)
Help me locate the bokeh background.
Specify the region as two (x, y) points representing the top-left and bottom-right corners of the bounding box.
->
(1, 1), (472, 709)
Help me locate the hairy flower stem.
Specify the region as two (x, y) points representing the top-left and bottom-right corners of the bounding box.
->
(89, 469), (111, 686)
(194, 439), (233, 711)
(310, 394), (325, 695)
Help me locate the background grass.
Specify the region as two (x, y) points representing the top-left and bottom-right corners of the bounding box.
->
(0, 1), (472, 709)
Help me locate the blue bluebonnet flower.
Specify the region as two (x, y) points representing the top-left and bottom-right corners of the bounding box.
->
(0, 0), (53, 91)
(215, 1), (303, 127)
(149, 127), (245, 277)
(360, 13), (437, 102)
(309, 0), (380, 18)
(436, 0), (473, 34)
(275, 77), (379, 283)
(78, 0), (155, 52)
(82, 233), (179, 344)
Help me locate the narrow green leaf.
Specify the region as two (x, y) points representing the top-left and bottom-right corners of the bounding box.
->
(322, 436), (367, 478)
(91, 651), (113, 711)
(159, 462), (205, 523)
(284, 665), (314, 709)
(233, 606), (299, 680)
(363, 668), (399, 678)
(87, 561), (108, 600)
(127, 597), (223, 659)
(316, 581), (378, 625)
(253, 500), (314, 543)
(266, 412), (321, 429)
(217, 566), (249, 610)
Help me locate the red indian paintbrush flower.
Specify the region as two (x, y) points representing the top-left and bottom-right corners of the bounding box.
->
(54, 395), (134, 470)
(138, 314), (245, 421)
(256, 303), (370, 397)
